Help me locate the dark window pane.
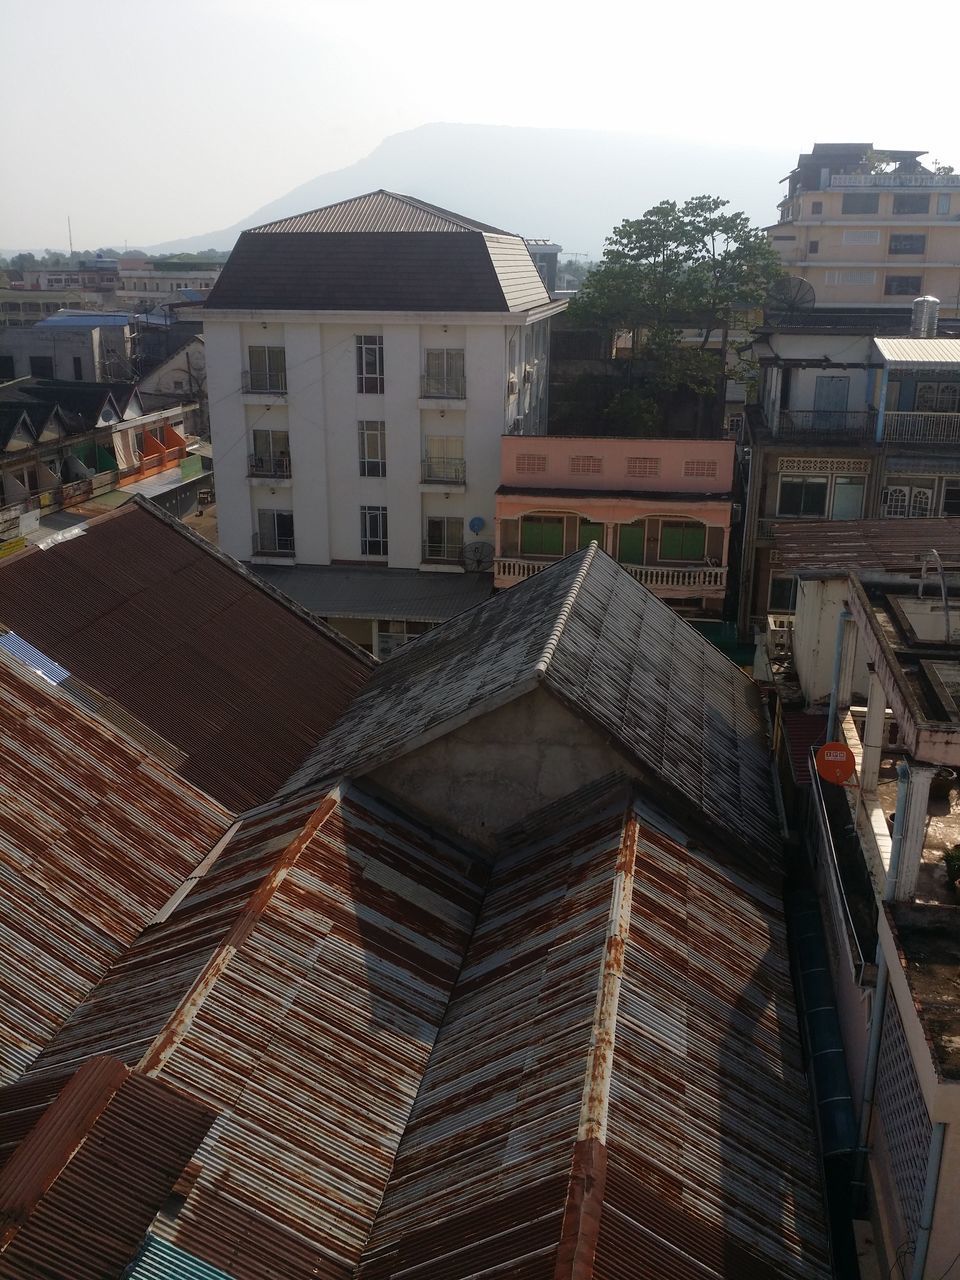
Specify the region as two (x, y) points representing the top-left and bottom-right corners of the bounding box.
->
(842, 193), (879, 215)
(778, 478), (804, 516)
(889, 234), (926, 254)
(29, 356), (54, 378)
(893, 194), (930, 215)
(885, 275), (923, 296)
(769, 576), (797, 611)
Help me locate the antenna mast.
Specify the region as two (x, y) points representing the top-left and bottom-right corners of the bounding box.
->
(67, 215), (74, 256)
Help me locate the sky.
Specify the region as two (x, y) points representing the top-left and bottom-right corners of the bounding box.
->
(3, 0), (959, 251)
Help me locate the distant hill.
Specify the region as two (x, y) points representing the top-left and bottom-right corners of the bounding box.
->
(149, 122), (792, 257)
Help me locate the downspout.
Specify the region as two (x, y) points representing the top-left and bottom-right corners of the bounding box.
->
(826, 609), (852, 741)
(911, 1122), (946, 1280)
(875, 364), (890, 443)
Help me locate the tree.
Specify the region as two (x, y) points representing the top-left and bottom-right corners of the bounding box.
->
(568, 196), (782, 431)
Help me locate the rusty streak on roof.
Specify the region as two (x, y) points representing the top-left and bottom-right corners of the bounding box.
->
(358, 789), (829, 1280)
(0, 498), (374, 811)
(772, 517), (960, 574)
(0, 649), (232, 1086)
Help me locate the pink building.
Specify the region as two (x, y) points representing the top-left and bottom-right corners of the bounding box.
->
(495, 434), (737, 616)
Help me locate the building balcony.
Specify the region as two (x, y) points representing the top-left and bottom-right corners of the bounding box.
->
(883, 411), (960, 445)
(775, 409), (877, 442)
(831, 173), (960, 188)
(420, 374), (466, 400)
(241, 370), (287, 395)
(421, 458), (466, 485)
(251, 532), (295, 558)
(248, 453), (292, 479)
(422, 539), (464, 564)
(495, 557), (727, 594)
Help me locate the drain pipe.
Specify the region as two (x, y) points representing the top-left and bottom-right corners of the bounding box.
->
(853, 761), (910, 1208)
(911, 1121), (946, 1280)
(827, 609), (852, 741)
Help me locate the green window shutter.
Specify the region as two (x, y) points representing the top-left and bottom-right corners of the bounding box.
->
(618, 524), (645, 564)
(579, 521), (604, 549)
(660, 524), (683, 559)
(682, 524), (706, 559)
(521, 517), (563, 555)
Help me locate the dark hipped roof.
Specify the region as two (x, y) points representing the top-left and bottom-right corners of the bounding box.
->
(772, 518), (960, 574)
(0, 499), (374, 812)
(206, 190), (551, 314)
(287, 545), (781, 858)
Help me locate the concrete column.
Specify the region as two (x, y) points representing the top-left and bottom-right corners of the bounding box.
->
(860, 668), (887, 794)
(604, 523), (616, 559)
(895, 765), (936, 901)
(837, 617), (857, 712)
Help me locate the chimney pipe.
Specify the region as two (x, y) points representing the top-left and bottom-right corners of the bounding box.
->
(911, 295), (940, 338)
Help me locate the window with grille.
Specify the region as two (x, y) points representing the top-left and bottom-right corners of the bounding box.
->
(251, 429), (291, 477)
(889, 234), (926, 255)
(842, 229), (881, 245)
(826, 269), (877, 286)
(423, 436), (465, 483)
(424, 516), (463, 561)
(247, 345), (286, 392)
(875, 997), (932, 1245)
(358, 421), (386, 476)
(916, 382), (960, 412)
(683, 459), (718, 479)
(516, 454), (547, 473)
(356, 335), (384, 394)
(627, 456), (660, 477)
(360, 505), (388, 556)
(885, 275), (923, 296)
(570, 455), (602, 474)
(893, 193), (930, 215)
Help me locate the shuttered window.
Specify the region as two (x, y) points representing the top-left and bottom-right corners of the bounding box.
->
(660, 522), (706, 561)
(520, 516), (564, 555)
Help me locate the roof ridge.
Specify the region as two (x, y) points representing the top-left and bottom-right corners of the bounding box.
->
(534, 543), (598, 679)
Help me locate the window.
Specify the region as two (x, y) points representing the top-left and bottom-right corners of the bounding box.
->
(358, 420), (386, 476)
(825, 269), (877, 285)
(916, 383), (960, 413)
(29, 356), (54, 378)
(424, 516), (463, 561)
(882, 484), (933, 518)
(769, 576), (798, 612)
(885, 275), (923, 296)
(0, 356), (13, 381)
(889, 234), (926, 255)
(570, 455), (602, 474)
(659, 521), (706, 561)
(809, 240), (819, 254)
(773, 235), (797, 241)
(356, 335), (384, 394)
(516, 453), (547, 473)
(778, 475), (828, 517)
(832, 476), (865, 519)
(579, 519), (604, 549)
(376, 619), (434, 659)
(423, 436), (465, 484)
(361, 505), (388, 556)
(247, 345), (286, 392)
(256, 509), (294, 554)
(173, 379), (185, 391)
(937, 194), (951, 216)
(73, 356), (83, 381)
(811, 201), (823, 215)
(843, 229), (881, 245)
(422, 349), (465, 398)
(520, 515), (564, 555)
(617, 522), (645, 564)
(626, 456), (660, 478)
(944, 483), (960, 517)
(893, 194), (930, 215)
(250, 428), (290, 477)
(683, 458), (718, 479)
(842, 193), (880, 215)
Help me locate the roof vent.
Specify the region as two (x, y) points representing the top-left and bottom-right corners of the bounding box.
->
(911, 295), (940, 339)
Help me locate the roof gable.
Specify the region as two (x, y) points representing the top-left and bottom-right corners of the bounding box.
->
(287, 546), (780, 859)
(250, 188), (512, 235)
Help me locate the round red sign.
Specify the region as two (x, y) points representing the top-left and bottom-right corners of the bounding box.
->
(815, 741), (857, 786)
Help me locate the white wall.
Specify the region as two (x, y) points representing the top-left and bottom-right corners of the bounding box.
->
(794, 576), (871, 705)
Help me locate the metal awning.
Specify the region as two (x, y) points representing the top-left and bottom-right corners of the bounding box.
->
(874, 338), (960, 369)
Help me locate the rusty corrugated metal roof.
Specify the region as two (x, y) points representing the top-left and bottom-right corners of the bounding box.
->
(772, 517), (960, 573)
(18, 782), (488, 1279)
(0, 1056), (215, 1279)
(0, 650), (232, 1086)
(286, 545), (781, 860)
(358, 788), (829, 1280)
(0, 499), (374, 811)
(249, 189), (511, 235)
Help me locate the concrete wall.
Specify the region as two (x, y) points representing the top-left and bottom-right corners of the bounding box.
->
(793, 577), (870, 706)
(0, 324), (131, 382)
(500, 434), (735, 492)
(367, 686), (640, 850)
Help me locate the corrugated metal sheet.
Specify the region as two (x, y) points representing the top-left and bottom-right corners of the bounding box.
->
(126, 1235), (236, 1280)
(0, 631), (69, 683)
(286, 545), (781, 861)
(0, 1059), (216, 1280)
(250, 190), (509, 235)
(18, 783), (487, 1280)
(874, 336), (960, 367)
(358, 793), (829, 1280)
(0, 650), (232, 1085)
(482, 233), (551, 312)
(0, 499), (374, 811)
(772, 517), (960, 572)
(251, 562), (493, 622)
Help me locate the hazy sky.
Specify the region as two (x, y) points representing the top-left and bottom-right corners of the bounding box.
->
(3, 0), (959, 250)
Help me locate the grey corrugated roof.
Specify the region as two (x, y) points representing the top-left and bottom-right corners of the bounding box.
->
(874, 337), (960, 367)
(250, 189), (511, 235)
(286, 546), (780, 857)
(249, 564), (493, 622)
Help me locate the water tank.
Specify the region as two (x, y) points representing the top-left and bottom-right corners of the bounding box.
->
(911, 295), (940, 338)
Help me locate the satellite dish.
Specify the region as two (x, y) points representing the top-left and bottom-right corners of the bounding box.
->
(468, 516), (485, 535)
(814, 741), (856, 786)
(766, 275), (817, 318)
(461, 540), (494, 572)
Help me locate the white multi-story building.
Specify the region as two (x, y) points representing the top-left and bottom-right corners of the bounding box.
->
(204, 192), (565, 612)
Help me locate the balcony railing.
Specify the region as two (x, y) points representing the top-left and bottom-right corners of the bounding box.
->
(252, 532), (295, 557)
(756, 518), (776, 542)
(883, 411), (960, 444)
(495, 557), (726, 591)
(422, 539), (464, 563)
(241, 370), (287, 394)
(248, 453), (292, 478)
(832, 173), (960, 188)
(421, 458), (466, 485)
(775, 409), (877, 441)
(420, 374), (466, 399)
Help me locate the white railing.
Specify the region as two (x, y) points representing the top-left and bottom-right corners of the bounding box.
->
(495, 557), (550, 581)
(831, 173), (960, 188)
(623, 565), (727, 590)
(883, 412), (960, 444)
